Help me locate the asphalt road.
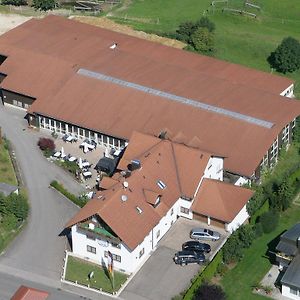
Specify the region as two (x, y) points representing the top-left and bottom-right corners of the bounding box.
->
(0, 105), (113, 299)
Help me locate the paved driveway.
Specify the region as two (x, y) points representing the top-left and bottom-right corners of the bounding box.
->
(0, 105), (115, 299)
(121, 218), (229, 300)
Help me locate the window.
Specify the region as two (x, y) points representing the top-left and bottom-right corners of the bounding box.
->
(139, 248), (145, 258)
(156, 230), (160, 239)
(270, 138), (278, 161)
(17, 101), (22, 107)
(87, 245), (96, 254)
(111, 242), (121, 249)
(12, 100), (18, 106)
(104, 251), (121, 262)
(24, 103), (29, 109)
(157, 180), (166, 190)
(180, 206), (189, 214)
(86, 233), (95, 240)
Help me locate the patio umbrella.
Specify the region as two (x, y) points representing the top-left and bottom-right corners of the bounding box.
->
(84, 143), (89, 153)
(105, 147), (110, 157)
(61, 146), (66, 158)
(78, 157), (83, 169)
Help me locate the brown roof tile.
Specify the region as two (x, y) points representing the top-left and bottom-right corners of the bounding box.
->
(192, 179), (254, 223)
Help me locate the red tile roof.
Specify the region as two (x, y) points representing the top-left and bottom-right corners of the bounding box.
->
(0, 16), (299, 176)
(11, 286), (49, 300)
(192, 179), (254, 223)
(66, 132), (212, 249)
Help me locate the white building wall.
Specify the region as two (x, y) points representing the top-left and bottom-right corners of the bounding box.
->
(176, 198), (193, 219)
(71, 202), (179, 274)
(204, 157), (223, 181)
(280, 84), (294, 98)
(234, 177), (250, 187)
(227, 204), (249, 232)
(282, 284), (300, 300)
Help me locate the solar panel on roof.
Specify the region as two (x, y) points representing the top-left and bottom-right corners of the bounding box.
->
(78, 68), (274, 129)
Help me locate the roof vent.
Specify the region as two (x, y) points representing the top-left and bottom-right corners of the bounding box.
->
(121, 194), (128, 202)
(109, 43), (117, 50)
(136, 206), (143, 214)
(130, 159), (141, 171)
(123, 181), (129, 189)
(157, 180), (167, 190)
(88, 223), (95, 230)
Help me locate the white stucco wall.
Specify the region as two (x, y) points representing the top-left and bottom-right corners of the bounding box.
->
(204, 157), (223, 181)
(280, 84), (294, 98)
(227, 204), (249, 232)
(71, 202), (179, 274)
(282, 284), (300, 300)
(234, 176), (250, 187)
(176, 198), (193, 219)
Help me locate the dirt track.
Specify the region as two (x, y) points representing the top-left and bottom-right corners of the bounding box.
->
(0, 14), (31, 35)
(71, 16), (186, 49)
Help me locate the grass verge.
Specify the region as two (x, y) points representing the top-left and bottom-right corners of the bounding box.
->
(221, 203), (300, 300)
(0, 140), (17, 185)
(65, 255), (128, 293)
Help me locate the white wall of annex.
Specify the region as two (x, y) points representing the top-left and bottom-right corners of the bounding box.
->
(227, 205), (249, 232)
(282, 284), (300, 300)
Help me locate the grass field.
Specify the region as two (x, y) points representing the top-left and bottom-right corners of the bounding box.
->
(110, 0), (300, 96)
(65, 256), (128, 293)
(0, 140), (17, 186)
(221, 203), (300, 300)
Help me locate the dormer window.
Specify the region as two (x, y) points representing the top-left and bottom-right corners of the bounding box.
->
(136, 206), (143, 214)
(154, 196), (161, 208)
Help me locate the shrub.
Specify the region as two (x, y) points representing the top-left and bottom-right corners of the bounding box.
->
(1, 0), (27, 5)
(268, 37), (300, 73)
(193, 282), (226, 300)
(7, 193), (29, 221)
(32, 0), (56, 10)
(1, 213), (18, 230)
(191, 27), (214, 53)
(217, 262), (228, 276)
(37, 137), (55, 152)
(237, 224), (255, 248)
(50, 180), (87, 208)
(254, 222), (263, 237)
(222, 232), (243, 264)
(260, 210), (279, 233)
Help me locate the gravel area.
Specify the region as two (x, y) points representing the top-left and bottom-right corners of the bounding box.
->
(0, 14), (31, 35)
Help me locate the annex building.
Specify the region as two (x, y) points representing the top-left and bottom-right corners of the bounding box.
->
(1, 15), (300, 274)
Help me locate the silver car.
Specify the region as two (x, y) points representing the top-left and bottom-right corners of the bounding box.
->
(190, 228), (221, 241)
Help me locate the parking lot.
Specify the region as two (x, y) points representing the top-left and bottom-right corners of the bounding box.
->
(121, 218), (229, 300)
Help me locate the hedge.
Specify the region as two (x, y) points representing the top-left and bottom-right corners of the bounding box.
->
(250, 200), (269, 225)
(50, 180), (87, 208)
(183, 250), (223, 300)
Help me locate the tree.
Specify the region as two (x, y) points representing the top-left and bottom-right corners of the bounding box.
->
(2, 0), (27, 5)
(7, 193), (29, 221)
(194, 283), (226, 300)
(32, 0), (56, 11)
(195, 17), (215, 32)
(37, 137), (55, 152)
(222, 231), (243, 263)
(191, 27), (214, 53)
(268, 37), (300, 73)
(260, 210), (279, 233)
(176, 21), (196, 43)
(237, 225), (255, 248)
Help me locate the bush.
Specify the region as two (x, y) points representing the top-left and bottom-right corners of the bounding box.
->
(1, 0), (27, 5)
(268, 37), (300, 73)
(50, 180), (87, 208)
(1, 213), (18, 230)
(260, 210), (279, 233)
(193, 282), (226, 300)
(222, 232), (243, 264)
(254, 222), (263, 237)
(191, 27), (214, 53)
(217, 262), (228, 276)
(237, 224), (255, 248)
(37, 137), (55, 152)
(32, 0), (56, 10)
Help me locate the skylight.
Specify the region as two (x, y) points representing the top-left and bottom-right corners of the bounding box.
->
(136, 206), (143, 214)
(78, 68), (274, 129)
(157, 180), (166, 190)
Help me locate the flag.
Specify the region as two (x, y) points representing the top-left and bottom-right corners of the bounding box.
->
(107, 251), (114, 276)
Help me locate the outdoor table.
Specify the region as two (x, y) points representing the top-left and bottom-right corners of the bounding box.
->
(53, 151), (61, 158)
(83, 171), (92, 179)
(68, 156), (77, 162)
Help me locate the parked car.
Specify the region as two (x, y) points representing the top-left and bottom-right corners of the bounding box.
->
(182, 240), (211, 253)
(190, 228), (221, 241)
(173, 250), (205, 266)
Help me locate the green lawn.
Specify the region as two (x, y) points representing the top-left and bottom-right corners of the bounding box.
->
(65, 256), (128, 293)
(109, 0), (300, 96)
(221, 203), (300, 300)
(0, 141), (17, 186)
